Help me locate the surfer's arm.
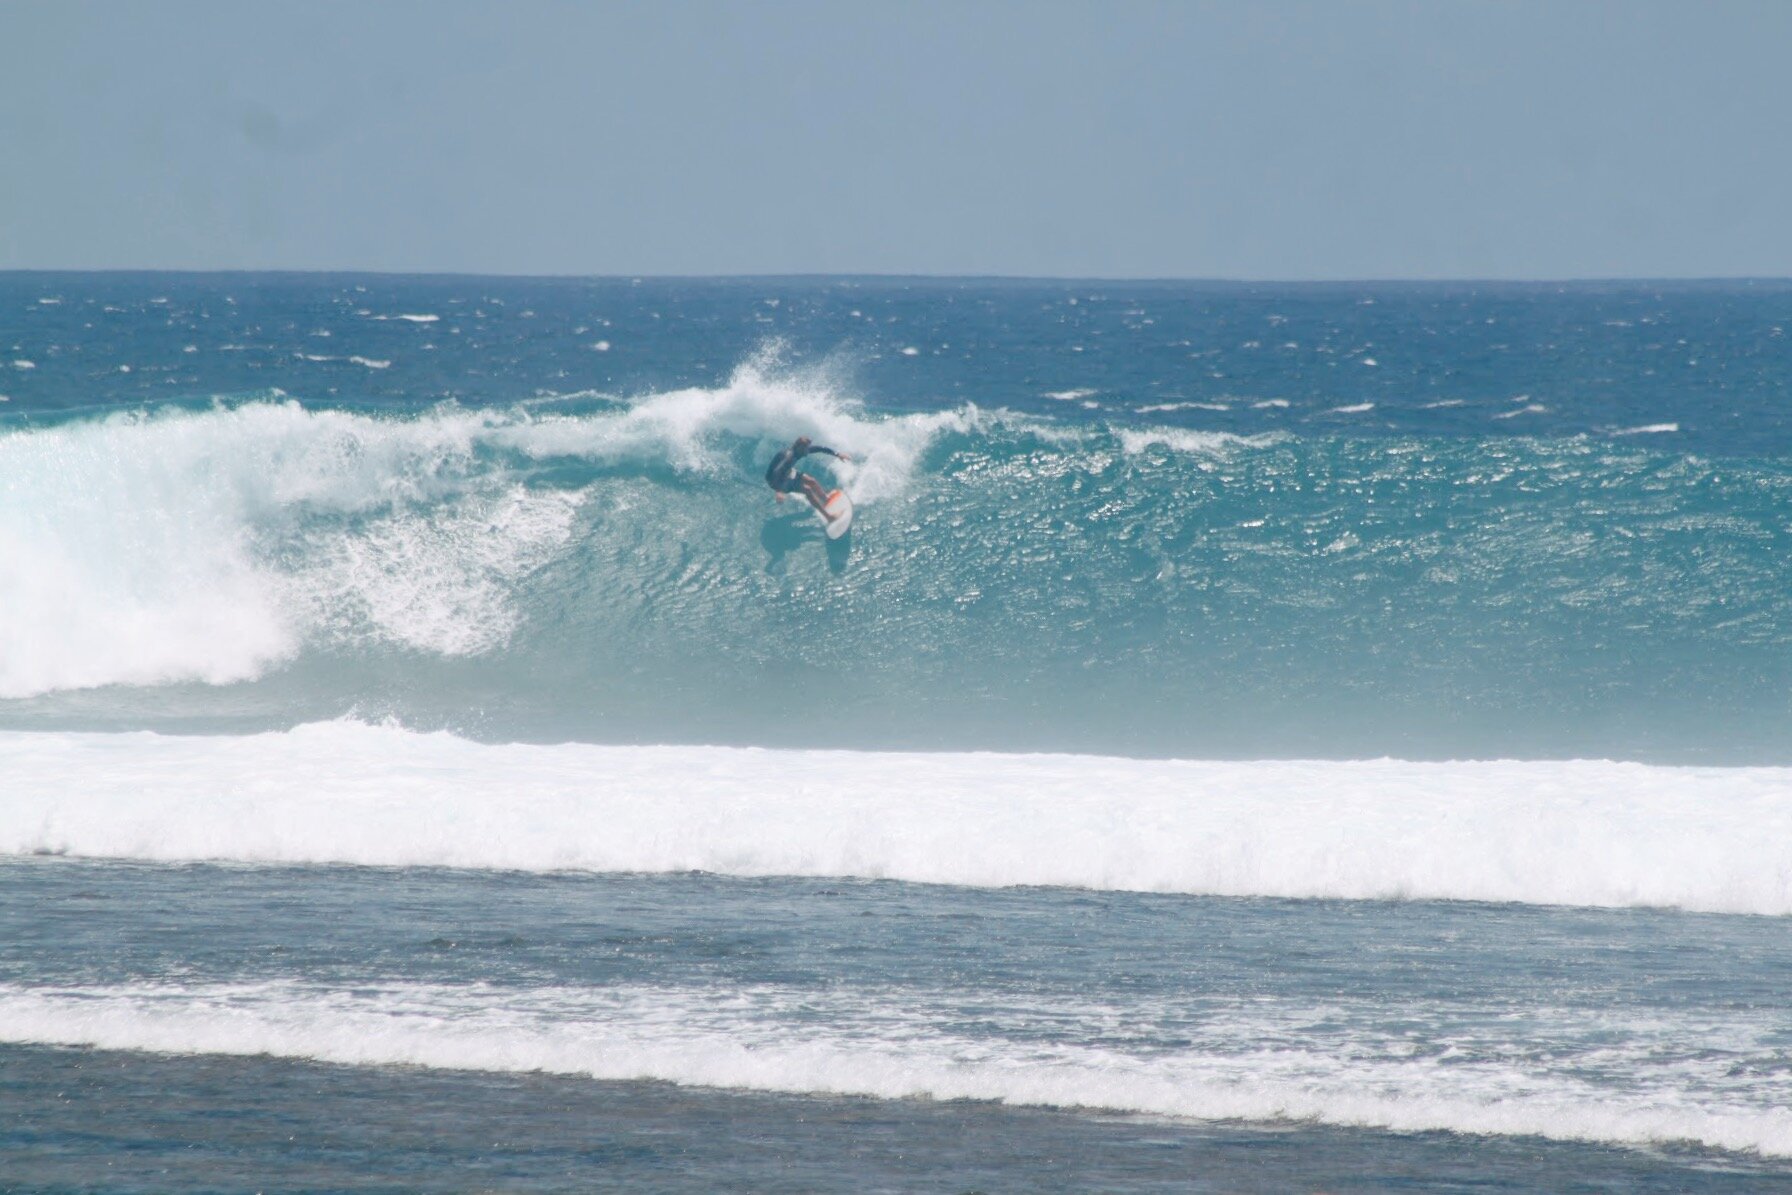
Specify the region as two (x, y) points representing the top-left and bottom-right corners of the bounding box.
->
(809, 446), (852, 462)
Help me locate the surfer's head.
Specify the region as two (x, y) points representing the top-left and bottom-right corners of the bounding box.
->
(795, 435), (812, 449)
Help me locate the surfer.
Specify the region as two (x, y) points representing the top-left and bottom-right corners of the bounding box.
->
(765, 436), (851, 517)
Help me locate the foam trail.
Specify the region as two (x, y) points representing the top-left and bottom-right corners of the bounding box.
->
(4, 981), (1789, 1158)
(6, 722), (1792, 914)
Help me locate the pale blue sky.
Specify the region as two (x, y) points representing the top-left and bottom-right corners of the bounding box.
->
(3, 0), (1790, 278)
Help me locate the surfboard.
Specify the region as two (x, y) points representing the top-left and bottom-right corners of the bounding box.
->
(821, 489), (854, 539)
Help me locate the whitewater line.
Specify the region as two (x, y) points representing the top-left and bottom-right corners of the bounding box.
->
(5, 722), (1791, 915)
(5, 981), (1790, 1158)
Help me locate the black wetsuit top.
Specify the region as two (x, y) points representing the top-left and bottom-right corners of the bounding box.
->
(765, 442), (840, 493)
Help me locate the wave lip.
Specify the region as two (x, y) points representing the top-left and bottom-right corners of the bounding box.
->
(7, 722), (1792, 915)
(5, 980), (1790, 1159)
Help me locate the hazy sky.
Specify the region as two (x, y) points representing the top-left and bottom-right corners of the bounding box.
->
(3, 0), (1790, 279)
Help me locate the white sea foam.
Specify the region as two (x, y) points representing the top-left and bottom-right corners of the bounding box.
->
(1043, 389), (1097, 401)
(1495, 403), (1550, 419)
(349, 356), (391, 369)
(1614, 422), (1679, 436)
(1117, 428), (1271, 457)
(0, 404), (580, 697)
(3, 979), (1789, 1157)
(1325, 402), (1375, 414)
(5, 722), (1792, 915)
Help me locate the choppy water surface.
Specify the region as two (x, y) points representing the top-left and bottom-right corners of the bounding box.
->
(3, 274), (1790, 1189)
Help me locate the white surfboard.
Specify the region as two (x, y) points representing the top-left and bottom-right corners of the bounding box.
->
(821, 489), (854, 539)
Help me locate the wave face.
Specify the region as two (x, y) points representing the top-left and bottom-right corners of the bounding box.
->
(10, 721), (1792, 914)
(4, 361), (1791, 760)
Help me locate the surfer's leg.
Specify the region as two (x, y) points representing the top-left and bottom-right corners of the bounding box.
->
(801, 474), (830, 513)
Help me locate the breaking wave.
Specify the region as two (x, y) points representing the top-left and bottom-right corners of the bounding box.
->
(3, 354), (1791, 760)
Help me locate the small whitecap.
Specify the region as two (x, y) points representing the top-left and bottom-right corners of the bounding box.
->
(1139, 401), (1231, 413)
(900, 346), (920, 356)
(1326, 402), (1374, 414)
(350, 356), (392, 369)
(1360, 357), (1377, 366)
(1043, 389), (1097, 401)
(118, 364), (132, 373)
(1422, 399), (1465, 409)
(1494, 404), (1549, 419)
(1253, 399), (1290, 409)
(12, 360), (35, 369)
(183, 345), (198, 354)
(0, 394), (9, 402)
(1080, 400), (1100, 409)
(1613, 422), (1678, 436)
(36, 297), (61, 306)
(590, 341), (611, 352)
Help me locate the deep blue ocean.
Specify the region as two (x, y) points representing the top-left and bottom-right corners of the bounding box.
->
(4, 273), (1792, 1191)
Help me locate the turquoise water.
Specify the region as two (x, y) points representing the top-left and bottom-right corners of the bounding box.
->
(3, 274), (1791, 1189)
(3, 276), (1790, 760)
